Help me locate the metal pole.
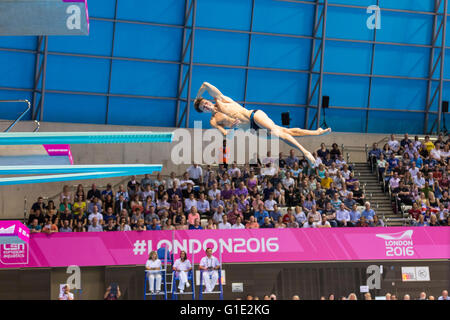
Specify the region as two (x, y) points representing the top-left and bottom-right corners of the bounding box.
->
(316, 0), (328, 129)
(304, 0), (320, 129)
(31, 36), (43, 120)
(365, 0), (379, 133)
(39, 36), (48, 122)
(105, 0), (118, 125)
(175, 0), (191, 127)
(424, 0), (441, 133)
(437, 0), (448, 133)
(185, 0), (197, 128)
(243, 0), (255, 107)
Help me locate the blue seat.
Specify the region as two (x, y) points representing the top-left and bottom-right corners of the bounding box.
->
(171, 269), (195, 300)
(157, 247), (173, 264)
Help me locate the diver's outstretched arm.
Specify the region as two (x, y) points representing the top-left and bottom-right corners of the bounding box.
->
(196, 82), (223, 100)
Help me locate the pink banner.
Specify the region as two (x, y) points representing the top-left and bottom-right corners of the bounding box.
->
(0, 227), (448, 268)
(0, 221), (30, 244)
(43, 144), (74, 164)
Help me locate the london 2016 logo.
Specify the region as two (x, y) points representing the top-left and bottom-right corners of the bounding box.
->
(375, 230), (414, 257)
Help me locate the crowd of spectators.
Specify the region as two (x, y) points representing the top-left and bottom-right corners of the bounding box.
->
(239, 289), (449, 300)
(26, 142), (388, 233)
(369, 133), (450, 227)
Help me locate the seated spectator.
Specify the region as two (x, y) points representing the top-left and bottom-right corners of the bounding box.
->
(28, 207), (45, 226)
(176, 216), (189, 230)
(42, 217), (58, 234)
(408, 202), (422, 223)
(187, 207), (200, 226)
(59, 220), (72, 232)
(355, 216), (370, 227)
(352, 181), (365, 205)
(286, 214), (299, 228)
(102, 207), (116, 223)
(127, 175), (141, 198)
(73, 198), (87, 216)
(87, 183), (102, 201)
(135, 218), (147, 231)
(88, 205), (104, 225)
(438, 290), (449, 300)
(104, 219), (117, 232)
(274, 216), (286, 228)
(103, 194), (115, 213)
(114, 194), (129, 215)
(428, 214), (440, 227)
(87, 197), (102, 214)
(227, 203), (243, 225)
(59, 198), (72, 214)
(246, 216), (259, 229)
(189, 218), (203, 230)
(254, 203), (269, 226)
(60, 185), (73, 204)
(371, 214), (384, 227)
(302, 216), (317, 228)
(316, 214), (331, 228)
(415, 214), (428, 227)
(349, 203), (361, 225)
(322, 202), (338, 227)
(184, 193), (197, 214)
(143, 207), (158, 225)
(118, 217), (132, 231)
(361, 202), (376, 222)
(197, 193), (211, 218)
(336, 203), (351, 227)
(73, 220), (86, 232)
(307, 205), (321, 223)
(101, 183), (115, 201)
(260, 217), (274, 228)
(187, 163), (203, 185)
(387, 134), (400, 154)
(330, 143), (341, 160)
(232, 216), (245, 229)
(205, 218), (217, 230)
(293, 206), (307, 227)
(437, 203), (448, 225)
(320, 172), (333, 190)
(115, 184), (129, 201)
(88, 217), (103, 232)
(218, 215), (232, 229)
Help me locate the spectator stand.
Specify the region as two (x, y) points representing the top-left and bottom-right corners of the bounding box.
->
(144, 246), (172, 300)
(171, 251), (196, 300)
(198, 248), (224, 300)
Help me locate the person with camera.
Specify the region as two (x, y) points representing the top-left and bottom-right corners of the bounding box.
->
(104, 283), (121, 300)
(199, 248), (221, 293)
(172, 251), (192, 293)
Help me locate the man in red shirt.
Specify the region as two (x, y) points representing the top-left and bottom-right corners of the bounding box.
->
(408, 202), (422, 223)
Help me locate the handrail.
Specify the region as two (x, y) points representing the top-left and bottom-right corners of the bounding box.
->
(0, 99), (31, 132)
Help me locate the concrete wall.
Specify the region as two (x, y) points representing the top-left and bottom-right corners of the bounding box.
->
(0, 120), (390, 220)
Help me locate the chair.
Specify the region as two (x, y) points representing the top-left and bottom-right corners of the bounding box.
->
(198, 269), (223, 300)
(171, 269), (195, 300)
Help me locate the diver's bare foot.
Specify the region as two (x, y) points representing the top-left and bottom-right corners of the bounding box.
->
(317, 128), (332, 135)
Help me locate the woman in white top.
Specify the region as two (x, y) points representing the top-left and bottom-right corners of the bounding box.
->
(145, 251), (162, 294)
(172, 251), (192, 293)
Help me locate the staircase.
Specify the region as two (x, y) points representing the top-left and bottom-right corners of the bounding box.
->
(352, 162), (403, 226)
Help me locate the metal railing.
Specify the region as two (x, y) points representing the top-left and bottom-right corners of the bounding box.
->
(0, 99), (31, 132)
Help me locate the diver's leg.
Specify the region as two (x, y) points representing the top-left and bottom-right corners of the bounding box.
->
(287, 127), (331, 137)
(253, 111), (316, 165)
